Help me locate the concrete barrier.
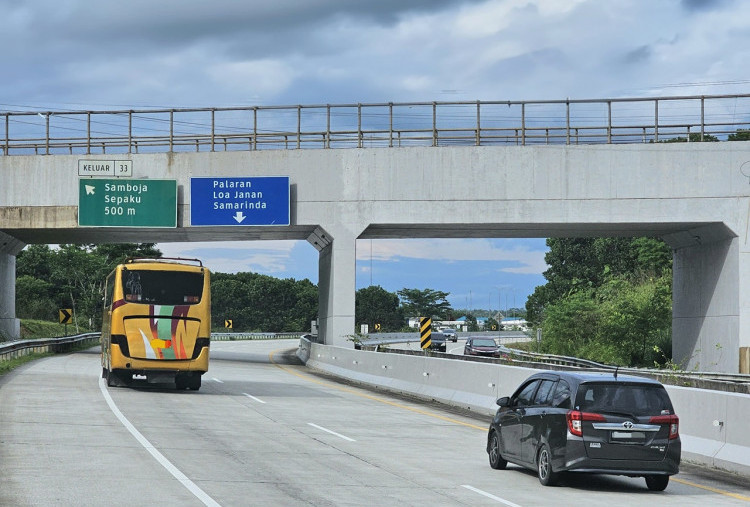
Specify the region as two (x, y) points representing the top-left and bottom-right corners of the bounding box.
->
(298, 339), (750, 477)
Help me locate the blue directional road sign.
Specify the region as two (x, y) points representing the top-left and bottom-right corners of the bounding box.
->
(190, 176), (290, 226)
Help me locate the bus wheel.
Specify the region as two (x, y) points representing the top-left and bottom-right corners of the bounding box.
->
(106, 369), (131, 387)
(175, 374), (189, 390)
(188, 374), (201, 391)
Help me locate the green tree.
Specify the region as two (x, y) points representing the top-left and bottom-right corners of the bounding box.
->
(210, 272), (317, 332)
(526, 237), (671, 325)
(540, 274), (672, 367)
(658, 133), (719, 143)
(16, 243), (162, 329)
(486, 317), (500, 331)
(356, 286), (404, 331)
(397, 288), (452, 320)
(463, 313), (480, 332)
(728, 129), (750, 141)
(15, 275), (56, 320)
(595, 275), (672, 366)
(541, 290), (600, 359)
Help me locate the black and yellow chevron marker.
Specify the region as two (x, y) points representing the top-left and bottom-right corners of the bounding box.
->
(420, 317), (432, 349)
(59, 308), (72, 324)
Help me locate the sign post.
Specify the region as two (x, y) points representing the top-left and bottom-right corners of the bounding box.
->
(59, 308), (72, 336)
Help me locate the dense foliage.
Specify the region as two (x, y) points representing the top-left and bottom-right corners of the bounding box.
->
(355, 285), (404, 332)
(16, 243), (160, 330)
(397, 288), (452, 320)
(15, 244), (318, 334)
(527, 237), (673, 367)
(211, 272), (317, 332)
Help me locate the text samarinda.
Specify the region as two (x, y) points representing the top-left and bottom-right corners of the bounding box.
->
(213, 200), (267, 210)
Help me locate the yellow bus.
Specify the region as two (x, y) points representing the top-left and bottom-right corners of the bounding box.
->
(101, 257), (211, 390)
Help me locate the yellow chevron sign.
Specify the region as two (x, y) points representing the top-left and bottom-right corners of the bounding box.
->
(225, 320), (233, 329)
(59, 308), (72, 324)
(420, 317), (432, 349)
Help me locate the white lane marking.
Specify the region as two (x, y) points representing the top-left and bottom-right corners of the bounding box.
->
(243, 392), (266, 404)
(461, 485), (522, 506)
(307, 423), (356, 442)
(98, 378), (221, 507)
(212, 377), (224, 383)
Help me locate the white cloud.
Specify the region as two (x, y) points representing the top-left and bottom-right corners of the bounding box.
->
(157, 240), (300, 274)
(357, 238), (548, 275)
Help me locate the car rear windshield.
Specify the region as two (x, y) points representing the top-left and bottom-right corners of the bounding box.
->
(471, 338), (497, 347)
(122, 269), (204, 305)
(576, 383), (674, 416)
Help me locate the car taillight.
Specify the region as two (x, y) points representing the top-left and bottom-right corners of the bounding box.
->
(650, 414), (679, 439)
(566, 410), (606, 437)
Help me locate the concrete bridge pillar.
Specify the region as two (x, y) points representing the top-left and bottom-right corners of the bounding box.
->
(310, 224), (360, 347)
(0, 231), (25, 341)
(668, 225), (742, 373)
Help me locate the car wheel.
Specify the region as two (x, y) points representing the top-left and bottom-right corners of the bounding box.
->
(537, 444), (558, 486)
(488, 431), (507, 470)
(645, 475), (669, 491)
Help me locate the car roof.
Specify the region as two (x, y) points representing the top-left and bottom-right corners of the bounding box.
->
(526, 370), (664, 387)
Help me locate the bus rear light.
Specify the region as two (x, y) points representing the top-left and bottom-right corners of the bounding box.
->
(649, 414), (679, 439)
(567, 410), (606, 437)
(111, 334), (130, 357)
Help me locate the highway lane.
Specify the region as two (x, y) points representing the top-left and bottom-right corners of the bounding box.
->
(0, 339), (748, 506)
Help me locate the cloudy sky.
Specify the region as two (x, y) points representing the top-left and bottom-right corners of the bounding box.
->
(4, 0), (749, 311)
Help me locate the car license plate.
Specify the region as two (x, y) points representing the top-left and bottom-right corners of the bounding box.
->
(612, 431), (645, 439)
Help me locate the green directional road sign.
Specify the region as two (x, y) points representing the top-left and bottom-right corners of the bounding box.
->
(78, 179), (177, 227)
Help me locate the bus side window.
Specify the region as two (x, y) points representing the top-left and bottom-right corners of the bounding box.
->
(104, 273), (115, 308)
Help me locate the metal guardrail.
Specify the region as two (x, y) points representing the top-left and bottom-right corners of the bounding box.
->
(212, 332), (309, 341)
(3, 94), (750, 156)
(358, 331), (530, 348)
(0, 332), (101, 361)
(360, 334), (750, 393)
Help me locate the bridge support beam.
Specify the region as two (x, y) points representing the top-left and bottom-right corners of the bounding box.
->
(669, 225), (741, 373)
(0, 232), (25, 341)
(311, 225), (359, 347)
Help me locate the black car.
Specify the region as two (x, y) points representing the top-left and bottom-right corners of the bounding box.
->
(464, 336), (501, 357)
(428, 332), (446, 352)
(486, 371), (680, 491)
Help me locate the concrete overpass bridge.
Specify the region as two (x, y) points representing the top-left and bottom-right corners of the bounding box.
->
(2, 94), (750, 373)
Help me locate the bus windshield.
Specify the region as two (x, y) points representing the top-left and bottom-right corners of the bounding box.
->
(122, 269), (204, 305)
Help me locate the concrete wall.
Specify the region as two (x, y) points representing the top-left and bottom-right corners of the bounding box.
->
(298, 340), (750, 477)
(0, 231), (23, 340)
(2, 143), (750, 370)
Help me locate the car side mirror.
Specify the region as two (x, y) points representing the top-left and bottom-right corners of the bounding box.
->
(496, 396), (511, 407)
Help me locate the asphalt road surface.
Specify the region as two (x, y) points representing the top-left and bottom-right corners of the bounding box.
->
(1, 339), (749, 506)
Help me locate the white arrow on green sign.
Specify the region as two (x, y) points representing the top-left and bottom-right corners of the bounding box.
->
(78, 178), (177, 227)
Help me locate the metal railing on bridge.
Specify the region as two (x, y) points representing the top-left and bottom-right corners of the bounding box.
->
(3, 93), (750, 156)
